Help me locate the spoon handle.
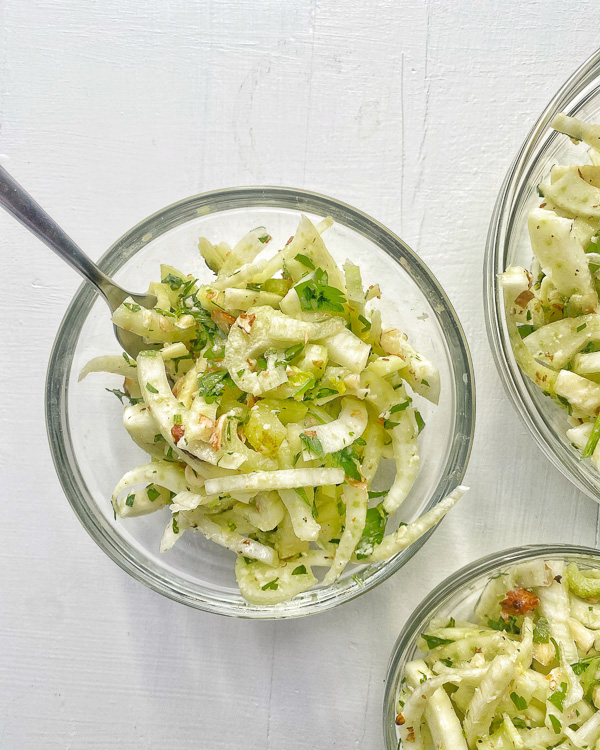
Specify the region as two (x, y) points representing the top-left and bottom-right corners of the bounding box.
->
(0, 163), (123, 309)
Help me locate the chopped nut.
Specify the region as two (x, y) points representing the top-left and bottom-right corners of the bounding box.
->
(171, 424), (185, 443)
(501, 588), (540, 616)
(395, 713), (405, 726)
(211, 309), (236, 333)
(238, 313), (256, 334)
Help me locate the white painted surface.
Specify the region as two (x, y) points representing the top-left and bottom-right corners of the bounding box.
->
(1, 2), (599, 747)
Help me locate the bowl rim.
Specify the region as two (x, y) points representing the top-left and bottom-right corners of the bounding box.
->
(45, 185), (475, 618)
(484, 47), (600, 501)
(382, 542), (600, 749)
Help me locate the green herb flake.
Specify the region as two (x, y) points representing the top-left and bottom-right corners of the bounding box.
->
(577, 323), (588, 332)
(197, 370), (234, 404)
(422, 634), (454, 649)
(172, 515), (180, 534)
(390, 400), (411, 414)
(488, 615), (520, 634)
(355, 503), (387, 559)
(548, 682), (567, 712)
(146, 382), (159, 394)
(261, 578), (279, 591)
(125, 493), (135, 507)
(331, 445), (362, 482)
(154, 433), (166, 443)
(358, 314), (371, 331)
(123, 302), (141, 313)
(292, 565), (307, 576)
(293, 487), (311, 506)
(300, 432), (323, 456)
(440, 658), (453, 667)
(510, 692), (527, 711)
(533, 616), (550, 643)
(283, 343), (304, 362)
(162, 273), (184, 290)
(295, 268), (347, 313)
(517, 324), (535, 339)
(549, 714), (561, 735)
(146, 486), (160, 502)
(414, 410), (425, 434)
(294, 253), (315, 270)
(105, 388), (143, 406)
(258, 234), (271, 244)
(173, 414), (182, 425)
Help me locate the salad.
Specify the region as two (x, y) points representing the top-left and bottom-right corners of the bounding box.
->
(81, 215), (466, 604)
(396, 557), (600, 749)
(500, 114), (600, 470)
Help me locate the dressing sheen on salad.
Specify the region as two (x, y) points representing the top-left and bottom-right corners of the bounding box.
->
(81, 215), (466, 604)
(396, 559), (600, 749)
(501, 114), (600, 471)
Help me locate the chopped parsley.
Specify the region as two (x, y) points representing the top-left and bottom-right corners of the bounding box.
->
(300, 432), (323, 456)
(197, 370), (234, 403)
(355, 503), (387, 559)
(105, 388), (143, 406)
(549, 714), (561, 734)
(357, 314), (371, 331)
(487, 615), (520, 634)
(548, 682), (567, 712)
(517, 323), (535, 339)
(294, 253), (315, 269)
(533, 615), (550, 643)
(123, 302), (141, 313)
(510, 692), (527, 711)
(295, 268), (346, 313)
(146, 486), (161, 502)
(577, 322), (588, 332)
(146, 382), (159, 394)
(292, 565), (307, 576)
(162, 273), (184, 290)
(125, 493), (135, 507)
(261, 578), (279, 591)
(331, 445), (361, 482)
(421, 634), (454, 649)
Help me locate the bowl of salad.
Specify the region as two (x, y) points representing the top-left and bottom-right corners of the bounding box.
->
(485, 48), (600, 501)
(384, 544), (600, 749)
(46, 187), (474, 617)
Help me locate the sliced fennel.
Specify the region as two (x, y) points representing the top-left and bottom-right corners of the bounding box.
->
(89, 215), (459, 604)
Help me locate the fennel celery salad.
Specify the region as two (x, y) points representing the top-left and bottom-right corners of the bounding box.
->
(501, 115), (600, 470)
(395, 559), (600, 750)
(81, 215), (467, 604)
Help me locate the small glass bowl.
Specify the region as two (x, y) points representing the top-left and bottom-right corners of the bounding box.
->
(485, 48), (600, 501)
(46, 187), (474, 618)
(383, 544), (600, 749)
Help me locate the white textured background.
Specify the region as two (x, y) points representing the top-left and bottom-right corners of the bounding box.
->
(1, 2), (599, 748)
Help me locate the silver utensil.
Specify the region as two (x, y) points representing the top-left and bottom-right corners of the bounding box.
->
(0, 163), (157, 358)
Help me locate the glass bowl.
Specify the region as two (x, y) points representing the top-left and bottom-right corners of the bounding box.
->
(485, 48), (600, 501)
(46, 187), (474, 618)
(383, 543), (600, 749)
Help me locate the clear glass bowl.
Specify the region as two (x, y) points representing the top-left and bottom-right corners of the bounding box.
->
(485, 48), (600, 501)
(383, 544), (600, 749)
(46, 187), (474, 618)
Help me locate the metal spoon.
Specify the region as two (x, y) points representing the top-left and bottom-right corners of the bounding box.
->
(0, 163), (157, 358)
